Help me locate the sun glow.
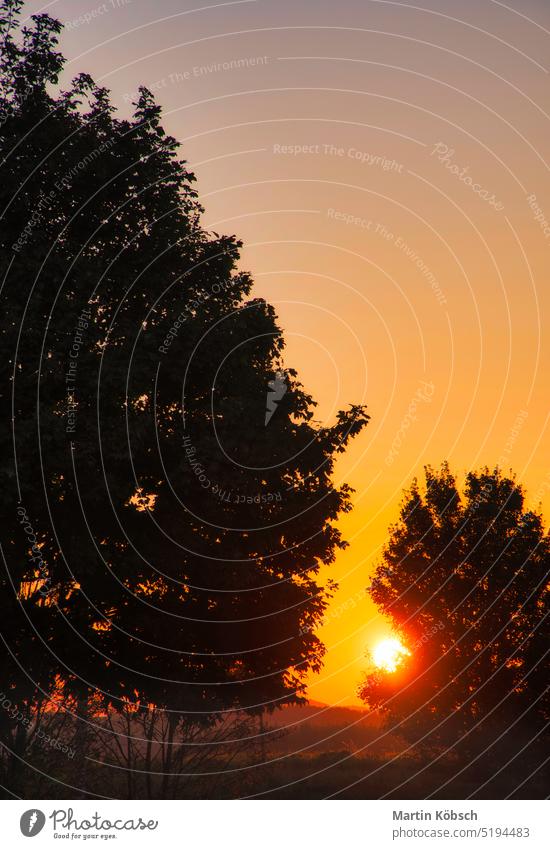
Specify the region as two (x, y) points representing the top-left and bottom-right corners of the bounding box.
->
(372, 637), (411, 672)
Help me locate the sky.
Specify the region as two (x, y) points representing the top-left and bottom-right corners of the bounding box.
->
(22, 0), (550, 705)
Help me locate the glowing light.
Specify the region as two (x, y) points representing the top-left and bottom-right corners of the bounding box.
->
(372, 637), (410, 672)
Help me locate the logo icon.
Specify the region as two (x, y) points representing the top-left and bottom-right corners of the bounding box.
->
(265, 371), (287, 425)
(20, 809), (46, 837)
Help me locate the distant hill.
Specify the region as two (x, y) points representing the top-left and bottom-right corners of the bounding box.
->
(264, 701), (399, 757)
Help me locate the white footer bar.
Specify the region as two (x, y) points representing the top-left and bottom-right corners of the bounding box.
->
(2, 799), (547, 848)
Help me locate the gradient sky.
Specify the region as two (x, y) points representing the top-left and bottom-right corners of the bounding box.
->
(23, 0), (550, 705)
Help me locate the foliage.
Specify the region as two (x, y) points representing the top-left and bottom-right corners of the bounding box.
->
(360, 463), (550, 756)
(0, 0), (368, 795)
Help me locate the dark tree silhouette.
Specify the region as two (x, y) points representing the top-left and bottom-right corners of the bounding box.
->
(0, 0), (368, 794)
(360, 464), (549, 782)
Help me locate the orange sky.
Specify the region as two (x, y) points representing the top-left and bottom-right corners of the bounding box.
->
(27, 0), (550, 705)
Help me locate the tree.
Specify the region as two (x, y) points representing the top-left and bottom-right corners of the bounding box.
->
(0, 0), (369, 795)
(360, 464), (549, 769)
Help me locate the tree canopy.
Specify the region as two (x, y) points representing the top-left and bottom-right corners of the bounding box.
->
(360, 463), (549, 762)
(0, 0), (368, 792)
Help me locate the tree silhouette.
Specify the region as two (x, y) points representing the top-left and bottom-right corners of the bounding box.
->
(360, 464), (549, 773)
(0, 0), (369, 794)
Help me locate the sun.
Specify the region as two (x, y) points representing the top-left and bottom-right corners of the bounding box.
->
(372, 637), (411, 672)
